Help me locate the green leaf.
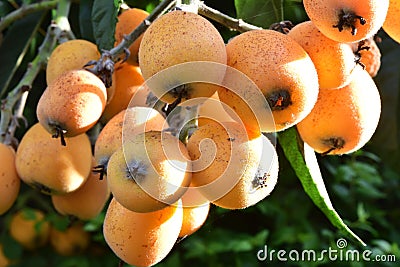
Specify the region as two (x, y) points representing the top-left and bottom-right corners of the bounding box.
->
(234, 0), (284, 28)
(278, 127), (366, 247)
(91, 0), (121, 51)
(0, 11), (45, 98)
(1, 234), (23, 260)
(79, 0), (95, 42)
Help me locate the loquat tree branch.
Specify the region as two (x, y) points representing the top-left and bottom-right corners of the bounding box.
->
(0, 0), (59, 33)
(198, 1), (262, 32)
(0, 0), (73, 145)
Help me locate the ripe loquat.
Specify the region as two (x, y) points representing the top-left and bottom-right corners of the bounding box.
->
(0, 143), (20, 215)
(100, 63), (145, 123)
(297, 68), (381, 155)
(15, 123), (92, 195)
(186, 121), (279, 209)
(103, 198), (183, 267)
(9, 209), (50, 250)
(138, 10), (227, 104)
(51, 158), (110, 220)
(179, 182), (210, 237)
(49, 222), (90, 256)
(94, 106), (167, 171)
(37, 69), (107, 140)
(383, 0), (400, 44)
(303, 0), (389, 43)
(46, 39), (100, 85)
(106, 131), (191, 213)
(287, 20), (359, 89)
(218, 29), (319, 132)
(351, 37), (381, 77)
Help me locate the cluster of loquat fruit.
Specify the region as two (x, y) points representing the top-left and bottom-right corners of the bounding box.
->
(1, 0), (400, 266)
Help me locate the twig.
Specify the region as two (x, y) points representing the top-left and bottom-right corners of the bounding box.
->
(0, 0), (73, 145)
(198, 1), (262, 32)
(0, 0), (59, 33)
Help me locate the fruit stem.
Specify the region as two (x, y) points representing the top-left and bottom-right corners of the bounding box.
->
(197, 2), (262, 32)
(0, 0), (59, 33)
(333, 10), (366, 36)
(0, 0), (73, 145)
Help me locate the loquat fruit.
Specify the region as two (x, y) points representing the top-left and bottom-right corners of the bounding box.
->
(351, 37), (381, 77)
(15, 123), (92, 195)
(9, 209), (50, 250)
(186, 121), (279, 209)
(49, 222), (90, 256)
(297, 68), (381, 155)
(106, 131), (191, 213)
(103, 198), (183, 267)
(287, 20), (359, 89)
(51, 157), (110, 220)
(100, 63), (145, 123)
(0, 143), (20, 215)
(383, 0), (400, 44)
(138, 10), (227, 104)
(179, 182), (210, 237)
(46, 39), (100, 86)
(218, 29), (319, 132)
(37, 69), (107, 140)
(94, 106), (167, 171)
(303, 0), (389, 43)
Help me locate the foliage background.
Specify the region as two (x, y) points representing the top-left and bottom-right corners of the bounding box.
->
(0, 0), (399, 266)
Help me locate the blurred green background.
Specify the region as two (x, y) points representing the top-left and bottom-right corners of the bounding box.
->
(0, 0), (399, 266)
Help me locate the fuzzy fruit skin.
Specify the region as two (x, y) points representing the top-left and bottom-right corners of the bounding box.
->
(51, 158), (110, 220)
(107, 131), (191, 213)
(383, 0), (400, 44)
(138, 10), (227, 103)
(303, 0), (389, 43)
(9, 209), (50, 250)
(0, 144), (20, 215)
(49, 223), (90, 256)
(211, 134), (279, 209)
(297, 68), (381, 155)
(15, 123), (92, 194)
(218, 29), (319, 132)
(103, 198), (183, 267)
(37, 69), (107, 137)
(114, 8), (149, 66)
(186, 122), (279, 209)
(46, 39), (100, 85)
(288, 20), (358, 90)
(101, 63), (145, 123)
(95, 107), (167, 169)
(179, 183), (210, 237)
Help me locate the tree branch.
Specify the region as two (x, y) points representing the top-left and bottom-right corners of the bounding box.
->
(0, 0), (73, 145)
(198, 1), (262, 32)
(0, 0), (59, 33)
